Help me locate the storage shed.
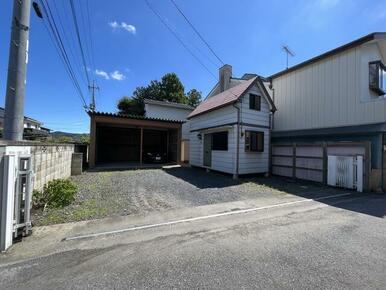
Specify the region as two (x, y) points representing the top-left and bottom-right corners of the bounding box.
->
(88, 111), (183, 168)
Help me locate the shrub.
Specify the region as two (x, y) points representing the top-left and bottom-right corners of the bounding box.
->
(33, 179), (77, 209)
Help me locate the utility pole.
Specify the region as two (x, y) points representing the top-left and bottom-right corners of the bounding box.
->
(88, 80), (99, 111)
(3, 0), (32, 141)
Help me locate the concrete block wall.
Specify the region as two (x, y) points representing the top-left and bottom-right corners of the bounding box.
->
(31, 144), (75, 191)
(71, 153), (83, 175)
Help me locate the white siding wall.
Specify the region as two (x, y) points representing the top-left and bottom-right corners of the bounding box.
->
(189, 106), (237, 173)
(189, 85), (271, 175)
(272, 42), (386, 132)
(145, 103), (192, 140)
(238, 84), (271, 174)
(189, 105), (237, 131)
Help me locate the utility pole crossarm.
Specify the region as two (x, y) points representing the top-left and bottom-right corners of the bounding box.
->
(88, 80), (99, 111)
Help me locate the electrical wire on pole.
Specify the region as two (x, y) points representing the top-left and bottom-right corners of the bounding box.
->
(169, 0), (224, 66)
(36, 0), (88, 109)
(144, 0), (217, 80)
(69, 0), (91, 86)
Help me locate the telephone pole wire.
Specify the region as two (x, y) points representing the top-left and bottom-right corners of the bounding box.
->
(3, 0), (32, 141)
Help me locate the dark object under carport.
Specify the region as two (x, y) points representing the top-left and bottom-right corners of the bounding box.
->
(88, 111), (183, 168)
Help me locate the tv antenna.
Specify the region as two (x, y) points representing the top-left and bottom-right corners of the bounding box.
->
(282, 45), (295, 69)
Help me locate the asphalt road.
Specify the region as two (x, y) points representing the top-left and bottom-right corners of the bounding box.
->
(1, 193), (385, 289)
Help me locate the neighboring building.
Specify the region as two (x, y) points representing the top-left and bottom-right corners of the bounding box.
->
(0, 107), (50, 140)
(270, 32), (386, 191)
(188, 66), (276, 178)
(144, 99), (194, 162)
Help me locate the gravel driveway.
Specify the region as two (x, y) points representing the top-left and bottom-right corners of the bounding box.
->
(33, 166), (332, 225)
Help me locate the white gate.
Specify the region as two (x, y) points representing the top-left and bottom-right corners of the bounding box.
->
(327, 155), (363, 192)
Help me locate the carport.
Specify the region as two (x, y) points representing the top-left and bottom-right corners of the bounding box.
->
(88, 111), (183, 168)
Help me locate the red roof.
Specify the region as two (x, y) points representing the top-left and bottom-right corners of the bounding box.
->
(188, 77), (257, 119)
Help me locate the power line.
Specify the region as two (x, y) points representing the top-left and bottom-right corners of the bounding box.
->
(69, 0), (91, 86)
(38, 0), (88, 108)
(85, 0), (96, 72)
(144, 0), (217, 79)
(169, 0), (224, 65)
(51, 0), (88, 87)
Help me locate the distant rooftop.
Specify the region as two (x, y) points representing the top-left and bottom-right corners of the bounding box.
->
(0, 107), (42, 125)
(143, 98), (194, 110)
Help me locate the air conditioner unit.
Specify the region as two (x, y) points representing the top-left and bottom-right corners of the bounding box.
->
(327, 155), (363, 192)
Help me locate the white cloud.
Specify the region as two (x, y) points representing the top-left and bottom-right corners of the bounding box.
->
(121, 22), (136, 34)
(109, 21), (136, 35)
(95, 69), (110, 80)
(110, 70), (125, 81)
(95, 69), (126, 81)
(108, 21), (119, 29)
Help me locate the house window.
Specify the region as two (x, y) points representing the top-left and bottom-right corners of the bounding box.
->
(369, 61), (386, 96)
(245, 131), (264, 152)
(212, 131), (228, 151)
(249, 94), (261, 111)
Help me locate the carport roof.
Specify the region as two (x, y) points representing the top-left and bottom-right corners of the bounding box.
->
(88, 111), (185, 123)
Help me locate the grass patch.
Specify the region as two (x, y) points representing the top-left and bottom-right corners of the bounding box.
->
(34, 198), (109, 226)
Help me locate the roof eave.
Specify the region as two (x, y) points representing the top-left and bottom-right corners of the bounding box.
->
(270, 32), (386, 79)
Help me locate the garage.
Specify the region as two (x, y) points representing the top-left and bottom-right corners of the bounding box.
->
(88, 111), (183, 167)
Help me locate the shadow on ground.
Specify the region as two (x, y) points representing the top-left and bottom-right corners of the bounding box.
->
(163, 166), (386, 219)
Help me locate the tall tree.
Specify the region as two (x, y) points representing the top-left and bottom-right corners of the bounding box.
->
(160, 73), (186, 103)
(117, 73), (200, 115)
(186, 89), (202, 108)
(117, 96), (145, 115)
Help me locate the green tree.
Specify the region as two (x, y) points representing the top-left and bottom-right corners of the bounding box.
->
(160, 73), (186, 103)
(79, 134), (90, 144)
(57, 136), (73, 143)
(117, 73), (200, 115)
(186, 89), (202, 107)
(117, 96), (145, 115)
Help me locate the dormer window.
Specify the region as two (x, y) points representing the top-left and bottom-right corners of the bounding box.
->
(369, 61), (386, 96)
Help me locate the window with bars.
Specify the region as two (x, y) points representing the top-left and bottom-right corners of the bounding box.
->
(245, 131), (264, 152)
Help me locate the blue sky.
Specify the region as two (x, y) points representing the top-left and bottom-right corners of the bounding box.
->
(0, 0), (385, 133)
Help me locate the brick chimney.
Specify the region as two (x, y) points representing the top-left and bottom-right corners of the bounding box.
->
(219, 64), (232, 92)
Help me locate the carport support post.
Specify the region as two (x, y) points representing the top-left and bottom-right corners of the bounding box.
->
(140, 127), (143, 165)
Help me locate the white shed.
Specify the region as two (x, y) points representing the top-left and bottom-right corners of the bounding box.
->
(188, 72), (276, 178)
(144, 99), (194, 162)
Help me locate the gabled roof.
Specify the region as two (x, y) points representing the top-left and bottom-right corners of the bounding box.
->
(270, 32), (386, 79)
(188, 77), (276, 119)
(88, 111), (185, 123)
(143, 98), (194, 110)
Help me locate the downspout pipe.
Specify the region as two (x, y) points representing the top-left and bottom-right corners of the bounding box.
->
(233, 101), (240, 179)
(268, 79), (276, 176)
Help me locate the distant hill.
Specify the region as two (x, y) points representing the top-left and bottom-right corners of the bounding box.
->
(50, 131), (89, 143)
